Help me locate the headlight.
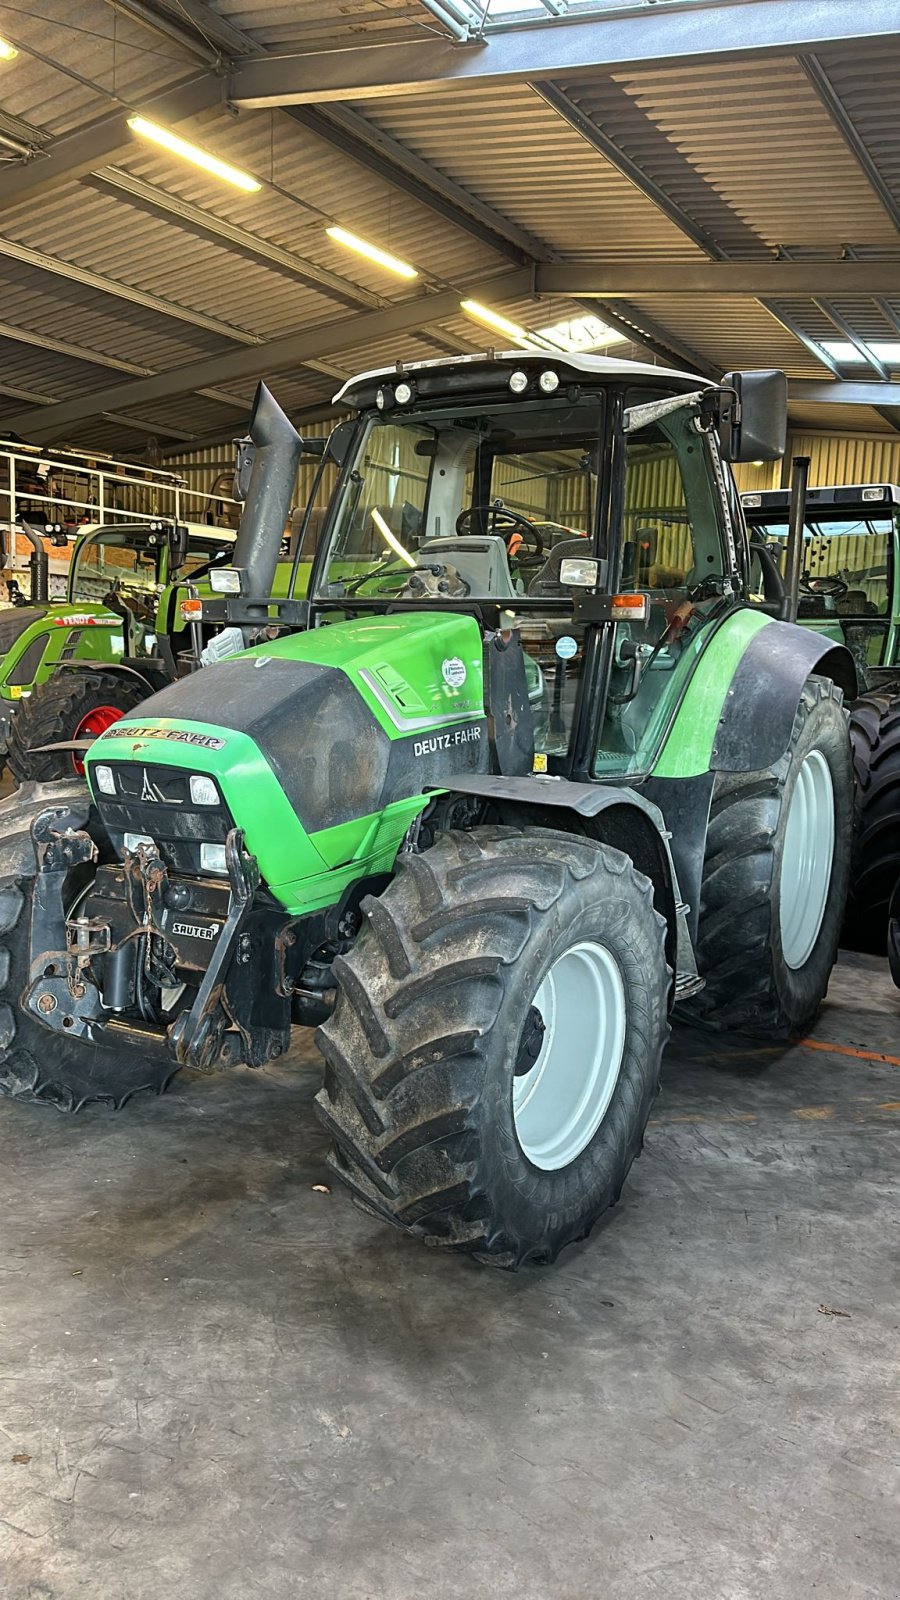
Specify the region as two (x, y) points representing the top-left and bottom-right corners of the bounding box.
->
(209, 568), (242, 594)
(200, 843), (227, 875)
(508, 370), (529, 394)
(394, 380), (413, 405)
(94, 763), (116, 795)
(539, 370), (560, 394)
(189, 774), (218, 806)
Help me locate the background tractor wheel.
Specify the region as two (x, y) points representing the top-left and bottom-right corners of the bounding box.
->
(315, 826), (670, 1269)
(844, 691), (900, 953)
(0, 784), (180, 1111)
(8, 668), (147, 783)
(683, 675), (852, 1039)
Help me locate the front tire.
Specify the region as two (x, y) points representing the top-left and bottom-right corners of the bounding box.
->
(0, 784), (180, 1111)
(684, 675), (852, 1038)
(8, 668), (147, 783)
(315, 826), (670, 1268)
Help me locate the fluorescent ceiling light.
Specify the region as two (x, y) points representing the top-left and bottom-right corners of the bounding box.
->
(126, 116), (261, 193)
(460, 300), (535, 346)
(326, 226), (417, 279)
(0, 37), (17, 59)
(822, 339), (900, 364)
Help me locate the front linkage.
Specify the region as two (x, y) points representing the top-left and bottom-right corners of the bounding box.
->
(23, 803), (293, 1073)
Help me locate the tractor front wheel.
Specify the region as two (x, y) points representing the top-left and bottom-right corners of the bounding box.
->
(315, 826), (670, 1268)
(684, 675), (852, 1038)
(844, 692), (900, 952)
(8, 667), (147, 783)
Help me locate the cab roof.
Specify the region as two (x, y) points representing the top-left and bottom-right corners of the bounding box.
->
(332, 348), (706, 407)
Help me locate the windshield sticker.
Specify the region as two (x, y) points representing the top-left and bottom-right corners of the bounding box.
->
(100, 725), (226, 750)
(441, 657), (467, 689)
(555, 635), (578, 660)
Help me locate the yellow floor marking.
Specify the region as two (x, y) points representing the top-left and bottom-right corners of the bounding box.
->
(793, 1037), (900, 1068)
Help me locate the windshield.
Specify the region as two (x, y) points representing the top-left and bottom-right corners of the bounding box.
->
(748, 515), (893, 615)
(71, 530), (164, 605)
(317, 401), (603, 604)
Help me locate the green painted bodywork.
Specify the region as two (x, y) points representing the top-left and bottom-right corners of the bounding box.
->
(0, 545), (310, 712)
(86, 611), (485, 914)
(651, 608), (774, 778)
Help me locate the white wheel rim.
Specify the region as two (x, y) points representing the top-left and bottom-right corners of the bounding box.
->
(512, 941), (627, 1171)
(779, 748), (835, 970)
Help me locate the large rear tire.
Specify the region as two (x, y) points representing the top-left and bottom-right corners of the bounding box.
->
(844, 692), (900, 953)
(684, 676), (852, 1038)
(8, 668), (147, 784)
(315, 826), (670, 1269)
(0, 784), (180, 1111)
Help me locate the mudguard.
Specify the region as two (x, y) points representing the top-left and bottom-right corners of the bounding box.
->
(711, 619), (857, 774)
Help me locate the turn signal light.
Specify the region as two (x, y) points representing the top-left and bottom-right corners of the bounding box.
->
(180, 598), (203, 621)
(611, 594), (650, 620)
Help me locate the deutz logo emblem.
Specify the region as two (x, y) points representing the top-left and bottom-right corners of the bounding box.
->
(141, 770), (158, 803)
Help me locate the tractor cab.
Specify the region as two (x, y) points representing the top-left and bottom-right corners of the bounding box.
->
(742, 483), (900, 689)
(298, 353), (781, 781)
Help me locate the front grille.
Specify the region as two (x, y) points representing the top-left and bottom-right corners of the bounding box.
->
(97, 761), (232, 874)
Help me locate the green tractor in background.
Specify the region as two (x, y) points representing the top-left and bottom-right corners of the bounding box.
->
(0, 358), (857, 1269)
(4, 423), (332, 782)
(0, 518), (236, 777)
(743, 483), (900, 951)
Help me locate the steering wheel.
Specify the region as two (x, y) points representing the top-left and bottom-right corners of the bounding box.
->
(455, 504), (545, 564)
(800, 573), (848, 599)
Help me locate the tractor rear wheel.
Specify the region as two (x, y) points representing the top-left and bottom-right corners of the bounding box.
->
(0, 784), (179, 1111)
(844, 691), (900, 952)
(315, 826), (670, 1268)
(8, 668), (147, 784)
(684, 675), (852, 1038)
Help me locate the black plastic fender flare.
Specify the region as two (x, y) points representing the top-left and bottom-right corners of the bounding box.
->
(442, 774), (681, 973)
(711, 621), (857, 774)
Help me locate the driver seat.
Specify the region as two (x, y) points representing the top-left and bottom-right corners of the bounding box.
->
(417, 534), (518, 599)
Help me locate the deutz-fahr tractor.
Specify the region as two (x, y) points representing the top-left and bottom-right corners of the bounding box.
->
(743, 483), (900, 950)
(0, 356), (857, 1268)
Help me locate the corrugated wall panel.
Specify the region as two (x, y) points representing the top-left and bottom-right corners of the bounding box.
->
(787, 433), (900, 490)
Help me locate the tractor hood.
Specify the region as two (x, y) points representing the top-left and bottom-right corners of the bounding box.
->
(85, 612), (490, 914)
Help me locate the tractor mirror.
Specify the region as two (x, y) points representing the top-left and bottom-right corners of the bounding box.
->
(719, 370), (787, 462)
(167, 522), (189, 569)
(326, 421), (355, 466)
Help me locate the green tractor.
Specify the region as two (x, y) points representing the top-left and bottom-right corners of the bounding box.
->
(0, 518), (236, 778)
(4, 415), (330, 782)
(743, 483), (900, 949)
(0, 358), (857, 1268)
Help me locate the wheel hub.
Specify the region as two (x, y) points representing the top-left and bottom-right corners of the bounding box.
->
(779, 748), (836, 970)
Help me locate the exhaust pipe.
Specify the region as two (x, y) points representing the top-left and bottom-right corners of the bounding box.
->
(231, 382), (302, 615)
(19, 519), (50, 604)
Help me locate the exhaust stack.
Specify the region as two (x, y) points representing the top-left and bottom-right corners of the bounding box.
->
(231, 383), (302, 614)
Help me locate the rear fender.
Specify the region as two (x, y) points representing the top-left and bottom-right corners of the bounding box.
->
(711, 621), (856, 774)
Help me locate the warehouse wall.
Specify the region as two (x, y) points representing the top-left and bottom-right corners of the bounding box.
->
(166, 428), (900, 529)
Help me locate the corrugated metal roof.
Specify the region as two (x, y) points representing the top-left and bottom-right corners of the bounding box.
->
(349, 84), (705, 261)
(0, 6), (897, 454)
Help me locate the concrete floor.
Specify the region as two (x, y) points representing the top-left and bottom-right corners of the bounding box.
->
(1, 952), (898, 1600)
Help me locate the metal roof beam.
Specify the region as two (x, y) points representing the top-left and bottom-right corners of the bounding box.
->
(800, 54), (900, 234)
(86, 168), (386, 310)
(789, 379), (900, 405)
(535, 263), (900, 296)
(0, 74), (224, 215)
(102, 0), (223, 67)
(2, 267), (535, 441)
(230, 1), (900, 105)
(283, 106), (540, 265)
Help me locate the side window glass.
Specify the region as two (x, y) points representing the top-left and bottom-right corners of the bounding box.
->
(596, 407), (731, 777)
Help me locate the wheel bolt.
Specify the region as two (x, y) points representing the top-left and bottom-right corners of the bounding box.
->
(37, 992), (57, 1014)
